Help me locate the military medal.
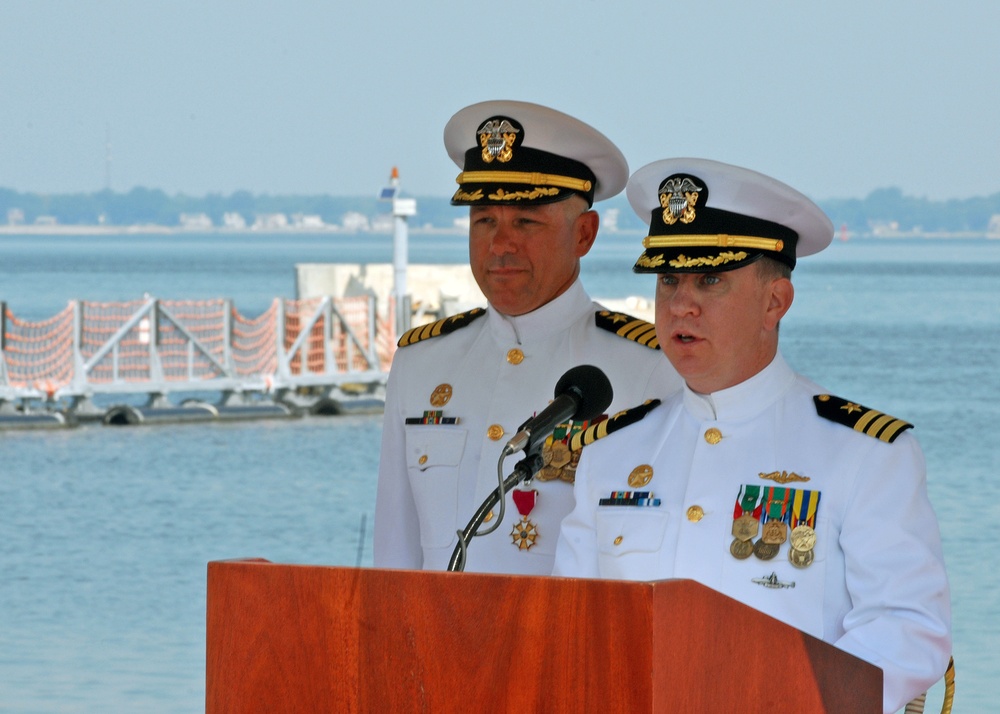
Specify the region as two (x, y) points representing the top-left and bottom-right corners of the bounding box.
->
(730, 539), (754, 559)
(510, 487), (539, 550)
(536, 439), (569, 482)
(754, 487), (790, 561)
(762, 489), (790, 544)
(762, 520), (787, 544)
(790, 524), (816, 552)
(730, 485), (762, 560)
(789, 548), (814, 568)
(536, 419), (591, 483)
(788, 488), (821, 569)
(752, 540), (779, 560)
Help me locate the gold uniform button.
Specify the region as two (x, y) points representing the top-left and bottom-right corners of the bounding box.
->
(613, 535), (623, 546)
(686, 505), (704, 522)
(487, 424), (505, 441)
(704, 427), (723, 444)
(506, 348), (524, 365)
(418, 454), (428, 466)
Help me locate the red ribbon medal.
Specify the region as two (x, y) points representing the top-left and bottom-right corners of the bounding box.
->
(510, 488), (539, 551)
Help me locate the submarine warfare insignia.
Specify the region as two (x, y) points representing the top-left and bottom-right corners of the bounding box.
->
(396, 307), (486, 348)
(595, 311), (660, 350)
(510, 487), (538, 550)
(478, 118), (520, 164)
(759, 470), (810, 484)
(658, 176), (702, 225)
(813, 394), (913, 443)
(752, 572), (795, 590)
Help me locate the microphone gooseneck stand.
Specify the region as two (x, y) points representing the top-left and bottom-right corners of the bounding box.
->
(445, 364), (614, 573)
(447, 450), (543, 572)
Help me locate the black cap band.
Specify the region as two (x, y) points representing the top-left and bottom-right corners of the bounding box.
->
(450, 115), (598, 206)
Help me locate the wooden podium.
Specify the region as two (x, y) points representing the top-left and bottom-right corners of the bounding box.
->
(206, 559), (881, 713)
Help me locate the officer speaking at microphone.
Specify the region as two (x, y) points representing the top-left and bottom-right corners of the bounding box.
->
(553, 158), (952, 713)
(373, 101), (681, 575)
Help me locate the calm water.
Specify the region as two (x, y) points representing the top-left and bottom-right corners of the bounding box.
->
(1, 232), (997, 712)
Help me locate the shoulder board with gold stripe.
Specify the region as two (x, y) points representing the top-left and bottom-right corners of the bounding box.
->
(570, 399), (661, 451)
(813, 394), (913, 443)
(396, 307), (486, 348)
(595, 310), (659, 350)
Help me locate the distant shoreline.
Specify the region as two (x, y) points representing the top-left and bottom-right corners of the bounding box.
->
(0, 224), (995, 240)
(0, 224), (470, 237)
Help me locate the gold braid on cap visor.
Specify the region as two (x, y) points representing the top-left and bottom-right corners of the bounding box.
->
(456, 170), (593, 193)
(642, 234), (785, 252)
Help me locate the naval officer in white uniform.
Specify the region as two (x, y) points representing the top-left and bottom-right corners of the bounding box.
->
(553, 158), (951, 713)
(373, 101), (681, 575)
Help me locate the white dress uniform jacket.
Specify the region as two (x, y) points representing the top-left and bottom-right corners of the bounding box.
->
(374, 279), (681, 575)
(554, 352), (951, 714)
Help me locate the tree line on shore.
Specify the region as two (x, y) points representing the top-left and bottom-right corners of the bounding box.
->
(1, 185), (998, 234)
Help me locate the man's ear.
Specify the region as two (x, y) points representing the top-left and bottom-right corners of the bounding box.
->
(764, 277), (794, 331)
(574, 209), (599, 258)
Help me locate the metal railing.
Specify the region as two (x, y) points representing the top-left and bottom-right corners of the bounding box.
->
(0, 295), (396, 404)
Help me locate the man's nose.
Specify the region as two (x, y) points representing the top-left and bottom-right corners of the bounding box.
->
(668, 279), (700, 316)
(489, 222), (519, 255)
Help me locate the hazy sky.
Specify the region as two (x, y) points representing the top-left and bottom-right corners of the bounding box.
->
(1, 1), (997, 201)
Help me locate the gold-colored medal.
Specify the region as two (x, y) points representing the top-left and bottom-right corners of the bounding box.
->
(536, 439), (576, 482)
(511, 488), (538, 551)
(510, 517), (538, 550)
(731, 484), (762, 560)
(789, 547), (814, 569)
(788, 489), (821, 565)
(560, 448), (581, 483)
(730, 538), (754, 560)
(753, 540), (779, 560)
(732, 513), (759, 541)
(790, 524), (817, 552)
(761, 520), (788, 545)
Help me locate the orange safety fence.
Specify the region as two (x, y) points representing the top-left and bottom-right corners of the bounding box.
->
(2, 303), (75, 396)
(284, 297), (328, 376)
(2, 296), (394, 394)
(232, 300), (279, 376)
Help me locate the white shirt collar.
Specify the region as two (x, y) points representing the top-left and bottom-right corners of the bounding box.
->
(486, 278), (592, 344)
(683, 351), (796, 422)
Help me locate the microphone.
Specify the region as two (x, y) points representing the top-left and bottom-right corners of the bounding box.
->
(503, 364), (613, 456)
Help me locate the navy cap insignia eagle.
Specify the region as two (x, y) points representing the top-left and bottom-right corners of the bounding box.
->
(659, 176), (702, 225)
(478, 118), (519, 164)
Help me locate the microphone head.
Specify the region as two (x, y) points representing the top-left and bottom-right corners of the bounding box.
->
(554, 365), (614, 422)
